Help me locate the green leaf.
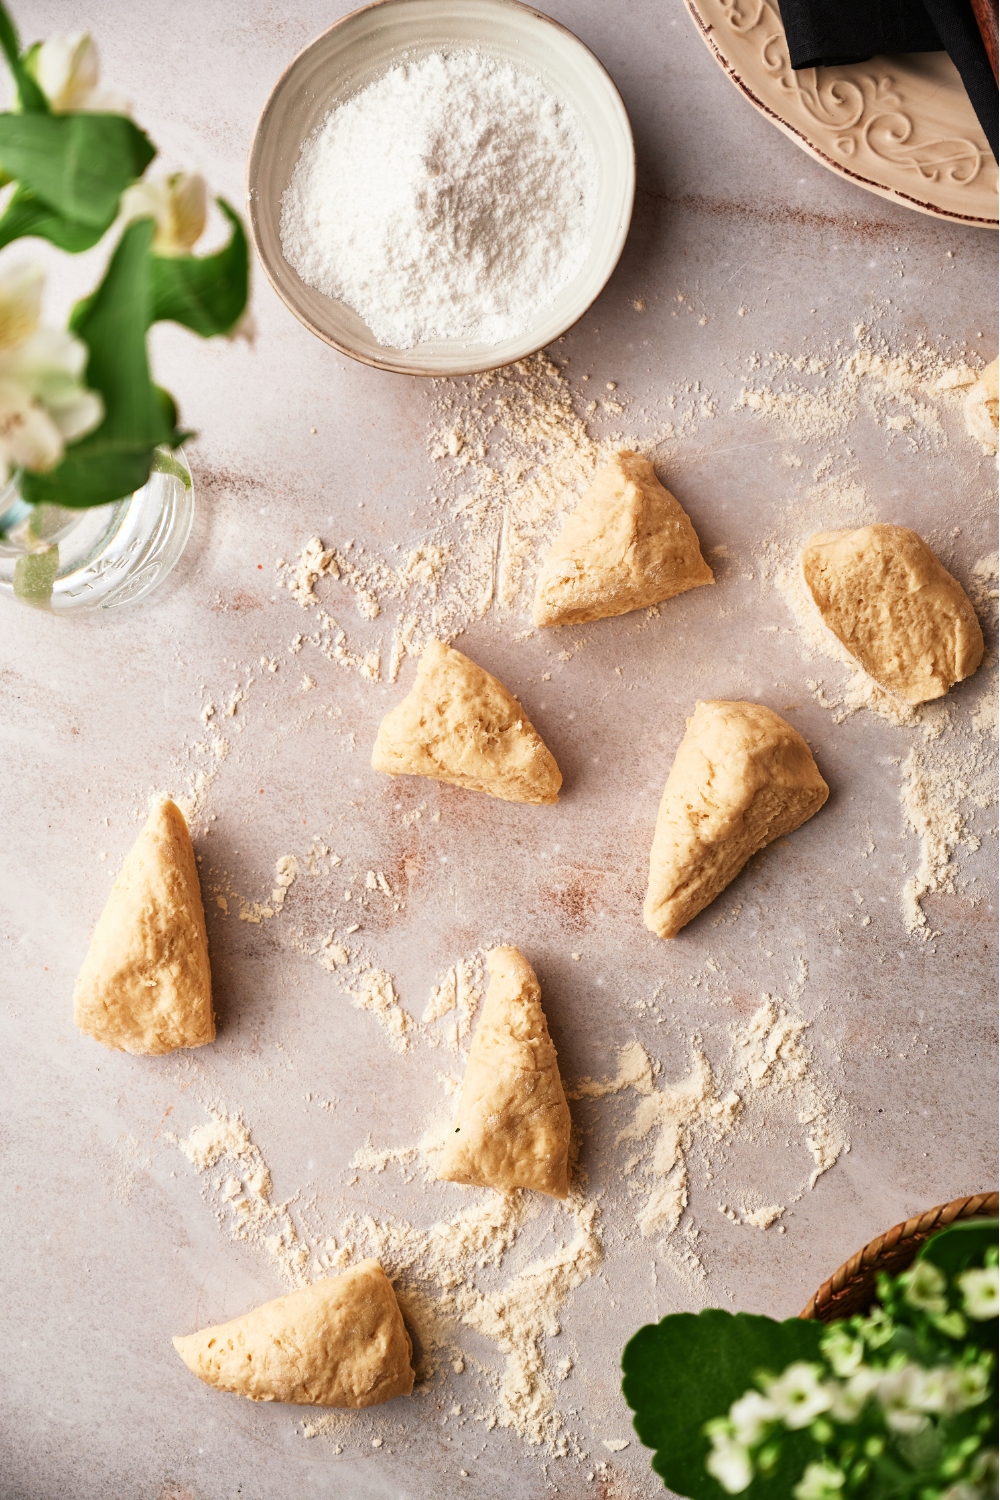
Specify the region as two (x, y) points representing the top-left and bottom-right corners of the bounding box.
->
(21, 219), (179, 510)
(0, 181), (106, 251)
(622, 1310), (825, 1499)
(0, 112), (154, 228)
(0, 3), (48, 112)
(148, 199), (249, 336)
(917, 1221), (998, 1277)
(13, 543), (58, 605)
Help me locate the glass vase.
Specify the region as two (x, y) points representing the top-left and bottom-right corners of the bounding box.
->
(0, 447), (195, 613)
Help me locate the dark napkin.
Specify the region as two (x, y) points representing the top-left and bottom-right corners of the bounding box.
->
(775, 0), (998, 161)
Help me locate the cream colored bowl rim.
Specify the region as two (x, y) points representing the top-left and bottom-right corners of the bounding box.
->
(246, 0), (636, 376)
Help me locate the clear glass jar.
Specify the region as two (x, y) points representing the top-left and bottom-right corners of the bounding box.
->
(0, 447), (195, 612)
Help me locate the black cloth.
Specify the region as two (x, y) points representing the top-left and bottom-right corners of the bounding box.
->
(775, 0), (998, 161)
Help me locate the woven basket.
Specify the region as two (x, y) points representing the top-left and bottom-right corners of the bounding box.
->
(800, 1192), (999, 1323)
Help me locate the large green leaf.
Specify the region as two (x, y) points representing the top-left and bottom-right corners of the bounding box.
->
(149, 199), (248, 336)
(622, 1310), (825, 1499)
(0, 2), (48, 112)
(917, 1219), (998, 1277)
(0, 181), (105, 251)
(21, 219), (179, 509)
(0, 112), (155, 228)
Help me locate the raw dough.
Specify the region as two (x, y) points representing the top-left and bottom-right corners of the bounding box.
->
(533, 450), (713, 627)
(802, 524), (984, 704)
(438, 946), (571, 1198)
(173, 1259), (414, 1408)
(372, 639), (562, 804)
(964, 357), (998, 455)
(73, 798), (214, 1055)
(644, 701), (829, 940)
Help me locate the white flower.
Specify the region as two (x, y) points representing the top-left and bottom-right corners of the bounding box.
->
(829, 1367), (880, 1422)
(822, 1325), (865, 1377)
(0, 264), (102, 483)
(902, 1260), (948, 1316)
(26, 32), (127, 114)
(706, 1432), (754, 1494)
(949, 1360), (991, 1411)
(760, 1363), (834, 1430)
(959, 1266), (999, 1322)
(792, 1461), (845, 1500)
(876, 1365), (930, 1433)
(728, 1390), (776, 1447)
(121, 173), (208, 257)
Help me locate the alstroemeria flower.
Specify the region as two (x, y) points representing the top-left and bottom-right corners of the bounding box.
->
(26, 32), (127, 114)
(121, 172), (208, 257)
(0, 264), (102, 483)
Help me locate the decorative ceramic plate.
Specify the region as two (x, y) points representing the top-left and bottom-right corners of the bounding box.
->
(685, 0), (998, 227)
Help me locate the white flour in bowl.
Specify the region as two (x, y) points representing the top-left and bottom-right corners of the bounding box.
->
(279, 50), (599, 349)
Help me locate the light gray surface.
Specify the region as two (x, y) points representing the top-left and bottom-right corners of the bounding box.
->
(1, 4), (996, 1500)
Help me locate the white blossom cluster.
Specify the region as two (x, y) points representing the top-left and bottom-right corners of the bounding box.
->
(705, 1262), (998, 1498)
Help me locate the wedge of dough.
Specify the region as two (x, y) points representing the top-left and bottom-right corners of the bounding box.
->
(74, 798), (214, 1054)
(173, 1260), (414, 1408)
(533, 450), (713, 627)
(372, 639), (561, 804)
(644, 701), (829, 940)
(438, 946), (571, 1198)
(802, 525), (984, 704)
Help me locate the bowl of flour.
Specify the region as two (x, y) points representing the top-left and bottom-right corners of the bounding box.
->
(247, 0), (635, 376)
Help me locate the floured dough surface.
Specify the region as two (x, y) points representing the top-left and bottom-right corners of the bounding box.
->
(372, 639), (562, 804)
(802, 524), (984, 704)
(644, 701), (829, 940)
(964, 357), (998, 454)
(438, 946), (571, 1198)
(73, 798), (214, 1055)
(173, 1259), (414, 1408)
(533, 449), (713, 627)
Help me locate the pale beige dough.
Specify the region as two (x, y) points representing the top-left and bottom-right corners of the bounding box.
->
(73, 798), (214, 1055)
(964, 357), (998, 455)
(644, 701), (829, 940)
(438, 946), (571, 1198)
(173, 1259), (414, 1408)
(372, 639), (561, 804)
(802, 524), (984, 704)
(533, 449), (713, 627)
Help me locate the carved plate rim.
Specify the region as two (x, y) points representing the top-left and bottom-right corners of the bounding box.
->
(684, 0), (999, 229)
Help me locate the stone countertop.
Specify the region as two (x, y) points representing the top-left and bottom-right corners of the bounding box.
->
(1, 3), (996, 1499)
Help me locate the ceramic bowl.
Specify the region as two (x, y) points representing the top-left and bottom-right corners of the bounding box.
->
(246, 0), (635, 376)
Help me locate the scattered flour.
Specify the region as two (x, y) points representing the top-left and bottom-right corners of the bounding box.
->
(277, 353), (615, 680)
(175, 1107), (306, 1286)
(239, 854), (298, 924)
(736, 324), (979, 450)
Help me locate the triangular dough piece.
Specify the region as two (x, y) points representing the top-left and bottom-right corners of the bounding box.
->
(372, 639), (562, 804)
(73, 798), (214, 1055)
(173, 1260), (414, 1408)
(644, 702), (829, 940)
(437, 946), (571, 1198)
(802, 525), (984, 704)
(533, 450), (713, 627)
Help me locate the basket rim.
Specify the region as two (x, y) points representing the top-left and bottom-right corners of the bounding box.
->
(800, 1191), (999, 1322)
